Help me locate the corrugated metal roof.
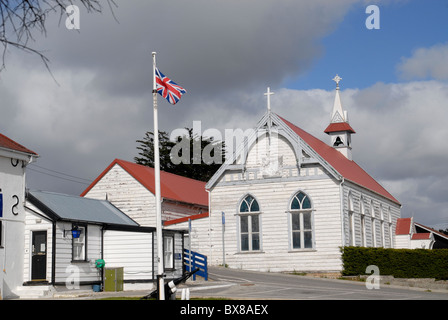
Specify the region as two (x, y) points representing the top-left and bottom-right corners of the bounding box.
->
(28, 190), (139, 227)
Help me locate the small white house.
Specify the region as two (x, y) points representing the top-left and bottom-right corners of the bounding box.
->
(18, 189), (185, 298)
(0, 133), (38, 299)
(168, 80), (403, 274)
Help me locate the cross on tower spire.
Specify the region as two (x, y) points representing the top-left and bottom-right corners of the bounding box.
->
(333, 74), (342, 89)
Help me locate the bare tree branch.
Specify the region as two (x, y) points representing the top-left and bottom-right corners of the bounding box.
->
(0, 0), (117, 72)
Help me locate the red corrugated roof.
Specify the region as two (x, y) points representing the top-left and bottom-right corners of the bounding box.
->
(395, 218), (412, 235)
(411, 233), (431, 240)
(81, 159), (208, 207)
(278, 115), (400, 205)
(0, 133), (38, 156)
(324, 122), (356, 134)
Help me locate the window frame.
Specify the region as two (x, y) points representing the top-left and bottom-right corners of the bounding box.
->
(163, 234), (175, 270)
(288, 191), (314, 250)
(72, 224), (87, 262)
(237, 195), (261, 253)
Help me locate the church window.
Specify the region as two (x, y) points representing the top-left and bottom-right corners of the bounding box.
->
(371, 201), (377, 247)
(348, 194), (355, 246)
(360, 198), (366, 247)
(289, 191), (313, 249)
(238, 195), (261, 252)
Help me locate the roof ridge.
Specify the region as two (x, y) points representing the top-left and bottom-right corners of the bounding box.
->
(277, 114), (400, 205)
(116, 158), (206, 184)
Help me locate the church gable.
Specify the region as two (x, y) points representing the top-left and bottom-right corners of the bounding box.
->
(208, 112), (337, 188)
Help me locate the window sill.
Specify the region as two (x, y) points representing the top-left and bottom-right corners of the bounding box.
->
(287, 249), (317, 253)
(235, 251), (265, 255)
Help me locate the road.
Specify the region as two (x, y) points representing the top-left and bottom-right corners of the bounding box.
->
(185, 266), (448, 300)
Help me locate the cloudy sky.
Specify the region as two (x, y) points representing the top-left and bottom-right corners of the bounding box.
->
(1, 0), (447, 229)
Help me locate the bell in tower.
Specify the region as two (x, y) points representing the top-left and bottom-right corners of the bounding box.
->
(324, 75), (356, 160)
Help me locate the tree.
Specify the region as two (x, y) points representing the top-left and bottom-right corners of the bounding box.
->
(134, 128), (224, 182)
(0, 0), (116, 72)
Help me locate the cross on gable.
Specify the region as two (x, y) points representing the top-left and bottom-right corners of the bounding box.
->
(264, 87), (274, 112)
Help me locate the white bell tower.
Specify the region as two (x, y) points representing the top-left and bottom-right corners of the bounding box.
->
(324, 75), (356, 160)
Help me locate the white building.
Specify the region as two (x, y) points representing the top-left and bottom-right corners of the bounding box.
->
(168, 78), (402, 274)
(395, 217), (448, 249)
(0, 133), (38, 299)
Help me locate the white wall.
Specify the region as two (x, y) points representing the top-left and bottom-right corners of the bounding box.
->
(0, 153), (29, 299)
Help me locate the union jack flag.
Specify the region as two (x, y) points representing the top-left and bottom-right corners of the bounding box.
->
(155, 68), (187, 105)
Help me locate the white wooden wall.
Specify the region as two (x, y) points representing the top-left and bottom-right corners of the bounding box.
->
(103, 230), (153, 281)
(341, 181), (401, 249)
(84, 164), (156, 226)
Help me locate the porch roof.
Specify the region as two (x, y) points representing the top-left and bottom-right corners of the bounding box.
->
(27, 190), (139, 227)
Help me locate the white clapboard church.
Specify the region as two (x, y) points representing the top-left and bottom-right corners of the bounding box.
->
(169, 76), (402, 274)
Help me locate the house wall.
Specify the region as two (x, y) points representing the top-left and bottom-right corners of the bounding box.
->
(0, 152), (29, 299)
(23, 202), (53, 283)
(83, 163), (206, 226)
(103, 230), (154, 281)
(24, 204), (103, 286)
(84, 163), (156, 226)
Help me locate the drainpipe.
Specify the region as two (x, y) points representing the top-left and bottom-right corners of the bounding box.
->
(51, 221), (56, 285)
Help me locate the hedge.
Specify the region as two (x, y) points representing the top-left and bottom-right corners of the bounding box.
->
(340, 247), (448, 280)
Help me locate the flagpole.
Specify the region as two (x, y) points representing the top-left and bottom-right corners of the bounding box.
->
(152, 51), (165, 300)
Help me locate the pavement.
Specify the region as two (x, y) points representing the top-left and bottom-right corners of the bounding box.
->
(21, 266), (448, 300)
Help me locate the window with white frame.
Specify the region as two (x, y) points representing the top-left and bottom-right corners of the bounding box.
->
(289, 191), (313, 249)
(72, 225), (86, 261)
(238, 195), (261, 252)
(380, 205), (385, 247)
(388, 207), (393, 248)
(164, 235), (174, 269)
(348, 194), (355, 246)
(360, 198), (366, 247)
(371, 201), (377, 247)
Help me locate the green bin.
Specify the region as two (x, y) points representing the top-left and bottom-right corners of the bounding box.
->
(104, 267), (124, 292)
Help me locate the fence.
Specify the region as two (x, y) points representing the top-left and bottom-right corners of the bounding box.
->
(184, 249), (208, 281)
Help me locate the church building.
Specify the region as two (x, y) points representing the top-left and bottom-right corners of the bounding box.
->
(168, 76), (402, 274)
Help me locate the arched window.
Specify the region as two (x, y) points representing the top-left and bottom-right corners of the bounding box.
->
(360, 197), (366, 247)
(371, 201), (377, 247)
(238, 195), (261, 252)
(289, 191), (313, 249)
(348, 193), (355, 246)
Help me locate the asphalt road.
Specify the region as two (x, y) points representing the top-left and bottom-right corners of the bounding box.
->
(184, 266), (448, 300)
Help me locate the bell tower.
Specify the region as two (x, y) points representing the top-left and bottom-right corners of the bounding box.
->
(324, 75), (356, 160)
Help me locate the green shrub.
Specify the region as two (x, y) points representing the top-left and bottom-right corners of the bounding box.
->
(340, 247), (448, 280)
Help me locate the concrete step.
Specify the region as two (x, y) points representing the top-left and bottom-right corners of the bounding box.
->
(15, 285), (54, 299)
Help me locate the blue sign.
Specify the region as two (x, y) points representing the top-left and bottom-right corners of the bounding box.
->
(222, 211), (225, 225)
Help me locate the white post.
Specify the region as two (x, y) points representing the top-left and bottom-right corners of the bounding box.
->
(152, 51), (165, 300)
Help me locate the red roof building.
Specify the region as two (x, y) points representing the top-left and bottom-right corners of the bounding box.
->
(81, 159), (208, 226)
